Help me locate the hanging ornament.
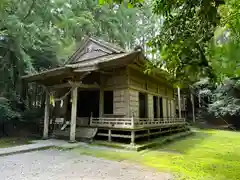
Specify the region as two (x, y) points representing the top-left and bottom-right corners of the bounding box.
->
(50, 94), (55, 107)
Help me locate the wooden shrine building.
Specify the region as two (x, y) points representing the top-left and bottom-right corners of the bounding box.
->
(22, 37), (187, 144)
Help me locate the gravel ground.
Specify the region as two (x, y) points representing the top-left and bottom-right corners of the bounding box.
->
(0, 149), (172, 180)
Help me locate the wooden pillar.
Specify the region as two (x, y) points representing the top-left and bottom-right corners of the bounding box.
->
(131, 116), (134, 128)
(148, 94), (153, 119)
(131, 131), (135, 145)
(125, 89), (131, 117)
(191, 93), (196, 123)
(177, 87), (182, 118)
(43, 91), (50, 139)
(168, 100), (171, 117)
(99, 75), (104, 117)
(171, 100), (175, 117)
(165, 99), (169, 118)
(156, 97), (160, 118)
(70, 87), (78, 142)
(162, 98), (167, 118)
(108, 129), (112, 142)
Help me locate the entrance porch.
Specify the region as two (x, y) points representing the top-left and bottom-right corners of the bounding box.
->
(47, 84), (187, 144)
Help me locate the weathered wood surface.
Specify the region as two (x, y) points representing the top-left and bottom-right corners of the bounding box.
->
(70, 87), (78, 142)
(148, 94), (154, 119)
(128, 67), (170, 97)
(91, 117), (185, 129)
(43, 92), (50, 139)
(105, 67), (127, 88)
(113, 89), (128, 116)
(91, 117), (132, 128)
(162, 98), (167, 118)
(129, 90), (139, 117)
(171, 100), (176, 117)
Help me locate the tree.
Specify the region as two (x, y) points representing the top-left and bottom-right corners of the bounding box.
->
(208, 0), (240, 82)
(0, 0), (156, 124)
(208, 78), (240, 117)
(101, 0), (226, 83)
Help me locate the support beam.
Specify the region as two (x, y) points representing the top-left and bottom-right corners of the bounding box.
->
(177, 87), (182, 118)
(108, 129), (112, 142)
(49, 82), (99, 89)
(148, 130), (150, 140)
(131, 131), (135, 145)
(168, 100), (171, 118)
(70, 86), (78, 142)
(43, 92), (50, 139)
(99, 76), (104, 117)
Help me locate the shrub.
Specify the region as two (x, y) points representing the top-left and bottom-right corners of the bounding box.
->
(21, 108), (44, 122)
(0, 97), (21, 122)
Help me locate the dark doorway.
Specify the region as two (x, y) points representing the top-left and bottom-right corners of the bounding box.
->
(77, 90), (99, 117)
(153, 96), (158, 118)
(139, 92), (148, 118)
(159, 97), (163, 118)
(104, 91), (113, 114)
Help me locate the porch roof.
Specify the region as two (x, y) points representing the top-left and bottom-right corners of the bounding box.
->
(21, 66), (72, 82)
(21, 51), (140, 83)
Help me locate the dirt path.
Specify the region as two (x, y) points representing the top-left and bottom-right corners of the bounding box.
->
(0, 149), (172, 180)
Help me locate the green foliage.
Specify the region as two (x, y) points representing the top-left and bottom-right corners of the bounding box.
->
(1, 0), (239, 125)
(193, 77), (240, 117)
(21, 108), (43, 122)
(0, 97), (21, 121)
(99, 0), (144, 7)
(148, 0), (224, 83)
(193, 78), (215, 97)
(208, 0), (240, 82)
(208, 78), (240, 117)
(0, 0), (156, 122)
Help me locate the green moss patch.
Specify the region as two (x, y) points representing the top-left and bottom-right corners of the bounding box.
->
(73, 129), (240, 180)
(0, 137), (32, 148)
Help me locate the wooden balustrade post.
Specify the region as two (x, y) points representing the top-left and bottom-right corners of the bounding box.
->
(90, 112), (93, 126)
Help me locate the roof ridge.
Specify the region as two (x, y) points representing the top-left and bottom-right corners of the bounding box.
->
(65, 36), (126, 65)
(89, 37), (125, 53)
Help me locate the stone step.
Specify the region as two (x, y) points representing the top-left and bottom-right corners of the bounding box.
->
(53, 127), (98, 139)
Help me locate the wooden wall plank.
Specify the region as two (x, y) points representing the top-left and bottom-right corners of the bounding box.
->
(129, 89), (139, 117)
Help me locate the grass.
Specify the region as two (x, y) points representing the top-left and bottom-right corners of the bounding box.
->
(0, 137), (32, 148)
(73, 129), (240, 180)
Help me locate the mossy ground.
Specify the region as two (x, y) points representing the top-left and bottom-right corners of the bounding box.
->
(0, 137), (32, 148)
(73, 129), (240, 180)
